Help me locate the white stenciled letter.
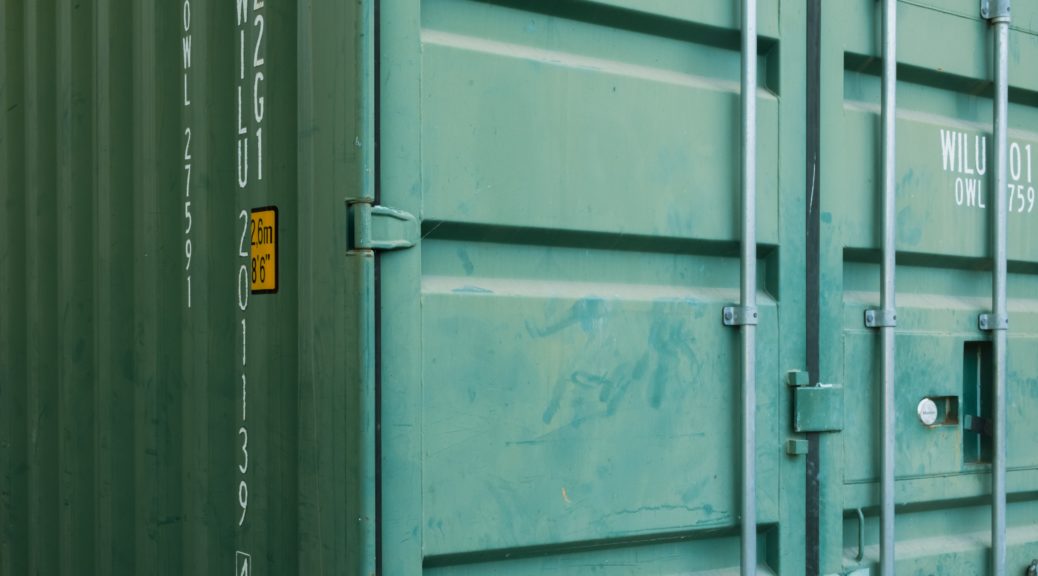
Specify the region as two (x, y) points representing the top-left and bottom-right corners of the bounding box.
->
(237, 86), (247, 135)
(958, 132), (966, 174)
(253, 72), (264, 122)
(1027, 144), (1033, 183)
(966, 178), (980, 207)
(975, 136), (987, 176)
(963, 134), (974, 175)
(1010, 142), (1021, 182)
(253, 15), (264, 68)
(182, 35), (191, 68)
(967, 179), (976, 206)
(256, 128), (262, 182)
(941, 130), (957, 172)
(238, 138), (248, 188)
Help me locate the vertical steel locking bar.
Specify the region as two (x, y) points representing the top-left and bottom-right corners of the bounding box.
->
(723, 3), (758, 572)
(982, 1), (1011, 574)
(864, 2), (898, 572)
(740, 0), (758, 573)
(879, 0), (898, 573)
(355, 0), (378, 573)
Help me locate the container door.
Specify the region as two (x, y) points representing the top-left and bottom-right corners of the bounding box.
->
(376, 1), (812, 573)
(820, 1), (1038, 574)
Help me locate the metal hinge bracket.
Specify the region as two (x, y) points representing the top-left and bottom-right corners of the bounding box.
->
(981, 0), (1010, 20)
(978, 312), (1009, 331)
(722, 306), (758, 326)
(347, 199), (418, 252)
(865, 308), (897, 328)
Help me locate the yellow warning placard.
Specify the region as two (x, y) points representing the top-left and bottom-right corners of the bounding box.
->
(250, 206), (277, 294)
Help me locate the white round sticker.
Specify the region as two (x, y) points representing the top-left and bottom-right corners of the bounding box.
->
(917, 398), (939, 426)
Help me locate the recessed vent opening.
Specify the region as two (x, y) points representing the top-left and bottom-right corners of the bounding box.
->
(962, 341), (993, 464)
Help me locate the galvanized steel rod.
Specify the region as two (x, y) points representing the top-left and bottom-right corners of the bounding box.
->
(991, 11), (1010, 576)
(358, 0), (378, 573)
(879, 0), (897, 574)
(740, 0), (758, 574)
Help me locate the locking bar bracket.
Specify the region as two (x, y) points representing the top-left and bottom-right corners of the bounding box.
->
(722, 306), (759, 326)
(981, 0), (1011, 20)
(978, 313), (1009, 331)
(865, 308), (897, 328)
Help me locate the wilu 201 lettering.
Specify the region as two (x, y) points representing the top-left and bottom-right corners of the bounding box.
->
(939, 129), (1035, 213)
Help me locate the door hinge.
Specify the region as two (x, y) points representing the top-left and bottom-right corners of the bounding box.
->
(347, 199), (419, 252)
(787, 370), (844, 433)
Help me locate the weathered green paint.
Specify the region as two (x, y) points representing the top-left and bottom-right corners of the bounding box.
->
(5, 1), (1038, 574)
(1, 0), (367, 574)
(824, 1), (1038, 574)
(379, 0), (805, 573)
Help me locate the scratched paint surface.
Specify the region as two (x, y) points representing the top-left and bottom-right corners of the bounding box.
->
(11, 0), (1038, 573)
(381, 0), (801, 572)
(420, 243), (780, 555)
(824, 2), (1038, 574)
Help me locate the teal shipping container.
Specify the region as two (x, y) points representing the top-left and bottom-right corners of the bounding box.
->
(4, 0), (1038, 574)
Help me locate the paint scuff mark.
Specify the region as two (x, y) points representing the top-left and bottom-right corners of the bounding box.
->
(456, 247), (475, 275)
(452, 285), (493, 294)
(525, 296), (607, 338)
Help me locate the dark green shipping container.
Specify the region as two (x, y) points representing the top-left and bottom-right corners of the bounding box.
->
(4, 0), (1038, 574)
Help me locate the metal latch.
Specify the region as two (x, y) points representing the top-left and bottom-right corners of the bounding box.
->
(788, 370), (844, 433)
(964, 414), (993, 437)
(347, 200), (418, 252)
(981, 0), (1010, 20)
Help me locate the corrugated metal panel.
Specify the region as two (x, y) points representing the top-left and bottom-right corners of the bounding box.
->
(1, 0), (367, 574)
(377, 0), (802, 573)
(6, 1), (1038, 574)
(825, 2), (1038, 574)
